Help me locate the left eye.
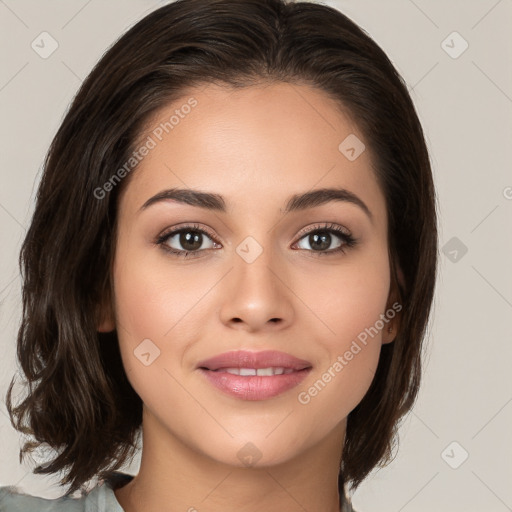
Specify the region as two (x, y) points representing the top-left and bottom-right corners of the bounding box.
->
(295, 228), (351, 253)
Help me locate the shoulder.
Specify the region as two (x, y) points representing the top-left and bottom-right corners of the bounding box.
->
(0, 471), (133, 512)
(0, 486), (85, 511)
(341, 492), (357, 512)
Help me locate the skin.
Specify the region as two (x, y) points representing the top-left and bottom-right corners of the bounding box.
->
(99, 82), (401, 512)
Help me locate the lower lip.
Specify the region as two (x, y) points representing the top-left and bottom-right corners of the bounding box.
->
(198, 368), (311, 400)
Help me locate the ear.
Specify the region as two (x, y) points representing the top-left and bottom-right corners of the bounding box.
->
(382, 265), (405, 345)
(96, 285), (116, 333)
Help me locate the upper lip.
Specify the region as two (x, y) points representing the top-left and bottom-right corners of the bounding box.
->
(197, 350), (312, 371)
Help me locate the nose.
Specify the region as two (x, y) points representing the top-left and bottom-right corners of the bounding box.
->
(218, 243), (294, 333)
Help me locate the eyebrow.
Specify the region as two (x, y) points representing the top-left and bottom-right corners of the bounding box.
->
(140, 187), (373, 221)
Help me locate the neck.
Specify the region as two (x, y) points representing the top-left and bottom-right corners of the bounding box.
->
(115, 408), (345, 512)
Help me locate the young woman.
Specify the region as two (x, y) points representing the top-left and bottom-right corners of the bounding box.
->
(1, 0), (438, 510)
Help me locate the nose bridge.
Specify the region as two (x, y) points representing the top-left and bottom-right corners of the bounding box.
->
(233, 234), (280, 301)
(238, 238), (276, 287)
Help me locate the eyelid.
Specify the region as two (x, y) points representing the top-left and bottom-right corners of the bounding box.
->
(156, 223), (220, 244)
(294, 222), (352, 240)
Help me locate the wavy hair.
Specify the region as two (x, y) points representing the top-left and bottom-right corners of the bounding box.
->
(6, 0), (438, 496)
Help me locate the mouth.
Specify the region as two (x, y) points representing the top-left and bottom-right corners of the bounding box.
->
(197, 350), (312, 400)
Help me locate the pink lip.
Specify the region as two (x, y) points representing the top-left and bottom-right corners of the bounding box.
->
(197, 350), (311, 371)
(197, 350), (312, 401)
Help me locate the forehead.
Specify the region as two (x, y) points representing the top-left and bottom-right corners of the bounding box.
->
(121, 81), (386, 224)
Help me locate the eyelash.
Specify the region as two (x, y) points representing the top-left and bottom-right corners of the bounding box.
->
(155, 222), (358, 259)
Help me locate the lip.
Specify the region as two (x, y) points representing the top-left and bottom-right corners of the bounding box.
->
(197, 350), (312, 371)
(197, 350), (312, 401)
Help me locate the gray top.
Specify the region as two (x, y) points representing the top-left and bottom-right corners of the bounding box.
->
(0, 472), (355, 511)
(0, 472), (131, 512)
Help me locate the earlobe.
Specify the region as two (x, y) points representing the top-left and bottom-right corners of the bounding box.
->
(382, 323), (397, 344)
(382, 306), (402, 343)
(382, 264), (404, 344)
(96, 291), (116, 333)
(382, 296), (402, 344)
(97, 312), (116, 333)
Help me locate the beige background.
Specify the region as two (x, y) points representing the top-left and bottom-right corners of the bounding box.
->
(1, 1), (511, 510)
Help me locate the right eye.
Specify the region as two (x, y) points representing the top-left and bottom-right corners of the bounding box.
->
(156, 224), (221, 258)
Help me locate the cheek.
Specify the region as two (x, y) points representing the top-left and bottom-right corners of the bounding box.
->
(300, 249), (391, 350)
(112, 241), (207, 343)
(111, 249), (200, 412)
(294, 252), (390, 413)
(330, 271), (390, 346)
(296, 288), (386, 426)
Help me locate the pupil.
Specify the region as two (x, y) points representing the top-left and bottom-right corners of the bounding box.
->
(181, 231), (202, 251)
(311, 232), (330, 251)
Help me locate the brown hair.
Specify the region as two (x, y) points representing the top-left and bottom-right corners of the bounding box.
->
(5, 0), (438, 497)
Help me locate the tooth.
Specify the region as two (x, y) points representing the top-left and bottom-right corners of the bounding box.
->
(256, 367), (274, 376)
(221, 367), (291, 376)
(239, 368), (257, 376)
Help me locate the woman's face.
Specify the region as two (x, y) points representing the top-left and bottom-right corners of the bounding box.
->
(105, 82), (397, 468)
